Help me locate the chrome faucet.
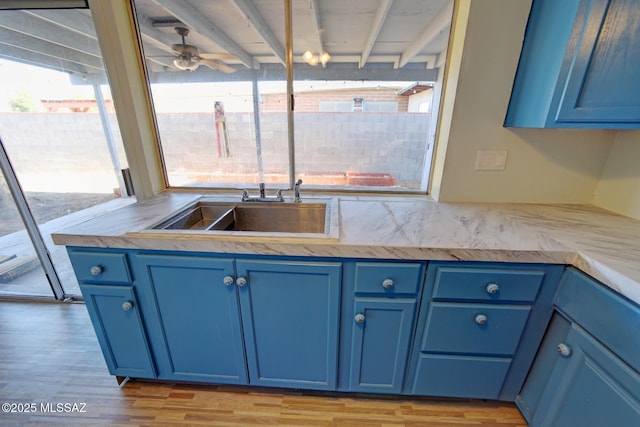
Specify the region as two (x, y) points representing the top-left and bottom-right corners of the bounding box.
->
(294, 179), (303, 202)
(242, 183), (285, 202)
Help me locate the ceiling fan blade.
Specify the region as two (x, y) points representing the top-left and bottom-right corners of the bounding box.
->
(199, 59), (236, 73)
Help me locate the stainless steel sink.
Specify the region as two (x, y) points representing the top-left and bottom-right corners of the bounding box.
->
(152, 200), (331, 234)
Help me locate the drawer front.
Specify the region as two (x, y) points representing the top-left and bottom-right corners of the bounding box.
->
(430, 264), (546, 302)
(412, 353), (511, 399)
(354, 262), (423, 295)
(421, 302), (531, 356)
(69, 251), (132, 284)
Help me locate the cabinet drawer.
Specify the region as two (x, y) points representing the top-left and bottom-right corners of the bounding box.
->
(430, 264), (546, 302)
(354, 262), (423, 295)
(69, 251), (132, 284)
(412, 353), (511, 399)
(421, 302), (531, 356)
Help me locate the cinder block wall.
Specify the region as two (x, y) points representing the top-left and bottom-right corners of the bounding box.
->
(1, 111), (429, 189)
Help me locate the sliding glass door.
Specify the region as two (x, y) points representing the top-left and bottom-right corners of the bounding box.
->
(0, 4), (132, 299)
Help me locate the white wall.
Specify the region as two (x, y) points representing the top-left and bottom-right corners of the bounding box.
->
(593, 131), (640, 220)
(430, 0), (616, 203)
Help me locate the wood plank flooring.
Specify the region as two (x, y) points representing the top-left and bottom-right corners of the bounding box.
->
(0, 301), (527, 426)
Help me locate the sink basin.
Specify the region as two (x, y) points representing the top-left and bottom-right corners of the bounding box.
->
(152, 200), (332, 235)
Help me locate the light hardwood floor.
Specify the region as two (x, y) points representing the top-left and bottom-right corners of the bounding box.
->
(0, 301), (527, 426)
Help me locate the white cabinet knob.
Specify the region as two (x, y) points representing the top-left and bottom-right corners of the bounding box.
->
(236, 277), (247, 287)
(121, 301), (133, 311)
(90, 265), (103, 276)
(557, 343), (572, 357)
(474, 314), (488, 325)
(382, 278), (394, 289)
(223, 276), (234, 286)
(354, 313), (366, 324)
(485, 283), (499, 294)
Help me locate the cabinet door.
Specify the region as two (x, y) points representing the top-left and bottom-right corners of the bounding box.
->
(531, 325), (640, 427)
(236, 259), (341, 390)
(349, 298), (416, 393)
(80, 284), (156, 379)
(555, 0), (640, 124)
(136, 255), (247, 384)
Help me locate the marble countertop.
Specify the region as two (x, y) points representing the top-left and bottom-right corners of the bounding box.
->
(52, 192), (640, 306)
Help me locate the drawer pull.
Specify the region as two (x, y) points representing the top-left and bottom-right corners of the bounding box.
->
(121, 301), (133, 311)
(90, 265), (103, 276)
(474, 314), (488, 325)
(557, 343), (572, 357)
(223, 275), (234, 286)
(382, 278), (394, 289)
(485, 283), (500, 294)
(236, 277), (247, 287)
(354, 313), (366, 324)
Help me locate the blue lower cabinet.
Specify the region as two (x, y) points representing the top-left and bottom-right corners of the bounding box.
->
(412, 353), (512, 399)
(236, 259), (342, 390)
(80, 284), (156, 379)
(349, 298), (416, 393)
(528, 324), (640, 427)
(135, 255), (247, 384)
(518, 269), (640, 426)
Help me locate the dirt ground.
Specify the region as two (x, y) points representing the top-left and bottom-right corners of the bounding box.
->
(0, 191), (117, 237)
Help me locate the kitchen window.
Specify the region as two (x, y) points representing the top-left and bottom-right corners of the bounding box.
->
(131, 0), (453, 193)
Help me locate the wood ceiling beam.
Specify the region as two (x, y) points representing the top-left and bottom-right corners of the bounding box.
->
(231, 0), (285, 65)
(152, 0), (254, 68)
(359, 0), (393, 69)
(0, 44), (98, 75)
(398, 1), (453, 68)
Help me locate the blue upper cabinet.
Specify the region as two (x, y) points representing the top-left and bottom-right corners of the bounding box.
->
(505, 0), (640, 129)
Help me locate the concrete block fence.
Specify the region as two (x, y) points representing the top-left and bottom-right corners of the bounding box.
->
(1, 111), (429, 191)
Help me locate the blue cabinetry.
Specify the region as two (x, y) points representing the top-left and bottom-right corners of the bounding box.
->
(134, 254), (247, 384)
(517, 268), (640, 426)
(236, 259), (342, 390)
(345, 261), (423, 394)
(409, 262), (563, 400)
(69, 249), (157, 380)
(505, 0), (640, 129)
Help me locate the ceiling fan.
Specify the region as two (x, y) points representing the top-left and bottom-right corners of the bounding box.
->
(171, 27), (236, 73)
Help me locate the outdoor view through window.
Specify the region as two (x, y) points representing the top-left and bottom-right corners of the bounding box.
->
(133, 0), (453, 192)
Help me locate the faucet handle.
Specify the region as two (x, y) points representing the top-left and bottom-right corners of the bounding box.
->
(294, 179), (303, 202)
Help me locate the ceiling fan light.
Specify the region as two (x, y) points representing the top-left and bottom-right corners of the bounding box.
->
(173, 56), (199, 71)
(302, 50), (314, 61)
(320, 51), (331, 66)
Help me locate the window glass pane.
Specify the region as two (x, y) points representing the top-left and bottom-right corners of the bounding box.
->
(133, 0), (289, 190)
(133, 0), (453, 193)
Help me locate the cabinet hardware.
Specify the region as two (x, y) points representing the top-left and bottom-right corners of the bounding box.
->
(557, 342), (572, 357)
(485, 283), (499, 294)
(223, 275), (234, 286)
(382, 278), (394, 289)
(474, 314), (488, 325)
(121, 301), (133, 311)
(90, 265), (103, 276)
(236, 277), (247, 287)
(354, 313), (366, 324)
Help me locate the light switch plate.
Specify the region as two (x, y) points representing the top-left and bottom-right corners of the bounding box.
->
(475, 150), (508, 171)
